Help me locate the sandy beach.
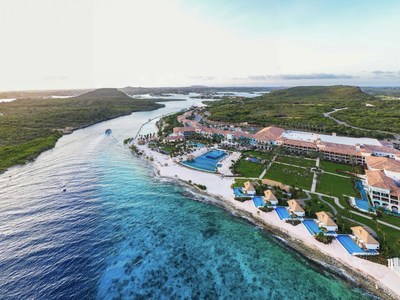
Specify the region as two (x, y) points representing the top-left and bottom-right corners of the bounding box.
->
(135, 141), (400, 299)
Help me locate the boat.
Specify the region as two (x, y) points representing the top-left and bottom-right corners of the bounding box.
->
(105, 129), (112, 135)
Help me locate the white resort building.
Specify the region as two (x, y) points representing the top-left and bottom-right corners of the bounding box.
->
(315, 211), (338, 231)
(351, 226), (380, 251)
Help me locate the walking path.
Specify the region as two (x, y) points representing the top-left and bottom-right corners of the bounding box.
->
(311, 157), (320, 192)
(323, 107), (399, 138)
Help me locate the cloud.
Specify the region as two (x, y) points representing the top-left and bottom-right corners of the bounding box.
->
(242, 73), (355, 80)
(189, 76), (217, 81)
(371, 70), (400, 78)
(42, 75), (68, 81)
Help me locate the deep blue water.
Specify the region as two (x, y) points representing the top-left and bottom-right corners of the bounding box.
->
(0, 99), (372, 299)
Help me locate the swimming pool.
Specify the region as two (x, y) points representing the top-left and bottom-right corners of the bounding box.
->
(336, 235), (364, 254)
(275, 207), (291, 220)
(233, 187), (247, 198)
(181, 150), (227, 172)
(302, 220), (322, 235)
(252, 196), (265, 207)
(354, 180), (372, 211)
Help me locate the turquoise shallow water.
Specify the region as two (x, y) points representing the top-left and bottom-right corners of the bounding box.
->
(0, 99), (372, 299)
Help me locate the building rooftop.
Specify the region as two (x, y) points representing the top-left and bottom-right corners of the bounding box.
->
(254, 126), (285, 142)
(351, 226), (379, 245)
(282, 130), (382, 146)
(287, 199), (305, 213)
(244, 181), (255, 192)
(365, 170), (400, 196)
(316, 211), (337, 227)
(365, 156), (400, 173)
(264, 190), (278, 201)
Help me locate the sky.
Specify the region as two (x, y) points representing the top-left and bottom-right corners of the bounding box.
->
(1, 0), (400, 91)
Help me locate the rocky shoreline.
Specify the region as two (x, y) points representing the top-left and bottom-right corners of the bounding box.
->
(134, 145), (399, 300)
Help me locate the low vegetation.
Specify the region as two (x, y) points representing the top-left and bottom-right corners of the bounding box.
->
(0, 88), (166, 172)
(206, 85), (395, 138)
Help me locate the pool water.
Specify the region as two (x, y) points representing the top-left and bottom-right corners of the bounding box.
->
(233, 187), (247, 197)
(182, 150), (227, 172)
(275, 207), (291, 220)
(336, 235), (364, 254)
(354, 180), (372, 211)
(252, 196), (265, 207)
(303, 220), (322, 235)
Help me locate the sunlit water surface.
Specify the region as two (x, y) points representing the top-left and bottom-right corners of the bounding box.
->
(0, 97), (371, 299)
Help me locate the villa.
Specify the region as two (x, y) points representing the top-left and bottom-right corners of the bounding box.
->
(244, 181), (256, 196)
(264, 190), (278, 205)
(287, 199), (305, 217)
(363, 156), (400, 212)
(315, 211), (338, 231)
(351, 226), (380, 251)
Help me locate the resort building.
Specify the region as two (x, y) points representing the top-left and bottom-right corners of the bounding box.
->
(315, 211), (338, 231)
(263, 190), (279, 205)
(169, 109), (399, 166)
(351, 226), (380, 250)
(365, 156), (400, 183)
(244, 181), (256, 196)
(363, 156), (400, 212)
(287, 199), (305, 217)
(364, 170), (399, 212)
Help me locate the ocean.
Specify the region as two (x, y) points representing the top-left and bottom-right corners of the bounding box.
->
(0, 98), (371, 299)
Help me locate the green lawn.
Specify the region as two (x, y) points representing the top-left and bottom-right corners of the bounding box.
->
(236, 159), (265, 178)
(242, 150), (275, 160)
(319, 160), (353, 174)
(275, 155), (316, 168)
(316, 173), (358, 198)
(263, 163), (313, 190)
(305, 197), (335, 218)
(231, 178), (258, 188)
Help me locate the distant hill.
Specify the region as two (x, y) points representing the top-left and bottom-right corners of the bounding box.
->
(206, 85), (397, 139)
(0, 88), (165, 172)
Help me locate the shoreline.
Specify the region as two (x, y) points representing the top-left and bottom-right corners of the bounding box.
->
(135, 141), (400, 299)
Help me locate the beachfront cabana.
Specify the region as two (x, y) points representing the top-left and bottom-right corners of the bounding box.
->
(263, 190), (278, 205)
(351, 226), (380, 250)
(287, 199), (305, 217)
(244, 181), (256, 196)
(315, 211), (338, 231)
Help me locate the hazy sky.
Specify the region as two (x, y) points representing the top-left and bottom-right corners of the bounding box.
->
(1, 0), (400, 90)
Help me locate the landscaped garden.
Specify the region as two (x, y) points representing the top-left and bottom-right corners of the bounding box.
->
(263, 163), (313, 190)
(316, 173), (358, 198)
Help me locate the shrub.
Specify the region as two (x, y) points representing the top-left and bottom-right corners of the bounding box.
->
(315, 232), (333, 244)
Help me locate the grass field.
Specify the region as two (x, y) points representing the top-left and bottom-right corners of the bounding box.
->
(242, 150), (275, 160)
(275, 155), (316, 168)
(236, 159), (265, 178)
(263, 163), (313, 190)
(316, 173), (358, 198)
(319, 160), (353, 173)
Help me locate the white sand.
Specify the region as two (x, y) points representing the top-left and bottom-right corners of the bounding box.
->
(136, 142), (400, 297)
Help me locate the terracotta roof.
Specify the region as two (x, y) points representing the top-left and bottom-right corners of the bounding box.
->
(316, 211), (336, 227)
(365, 170), (400, 197)
(282, 139), (318, 149)
(364, 144), (400, 155)
(351, 226), (379, 245)
(254, 126), (285, 142)
(264, 190), (277, 201)
(173, 127), (196, 133)
(365, 156), (400, 173)
(165, 135), (184, 141)
(287, 199), (305, 213)
(244, 181), (255, 192)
